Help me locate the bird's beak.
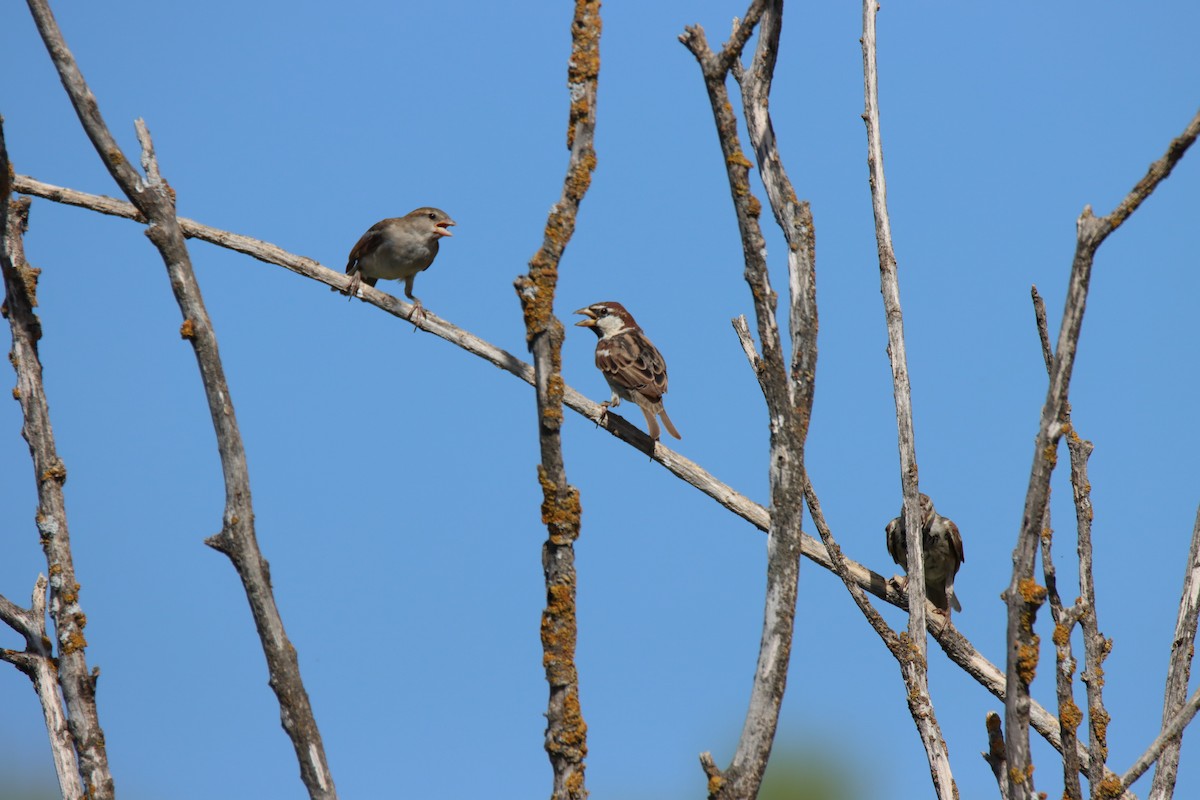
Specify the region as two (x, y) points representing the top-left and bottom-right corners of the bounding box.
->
(435, 220), (456, 237)
(573, 307), (596, 327)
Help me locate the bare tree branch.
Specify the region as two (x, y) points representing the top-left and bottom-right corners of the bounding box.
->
(10, 172), (1142, 791)
(510, 2), (600, 797)
(1006, 106), (1200, 800)
(1147, 502), (1200, 800)
(1, 120), (112, 800)
(1127, 685), (1200, 792)
(860, 2), (956, 796)
(681, 3), (812, 795)
(23, 2), (337, 796)
(983, 712), (1013, 800)
(0, 574), (85, 800)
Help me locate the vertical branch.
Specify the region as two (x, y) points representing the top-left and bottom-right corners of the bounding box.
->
(0, 118), (114, 800)
(1031, 288), (1084, 800)
(512, 2), (600, 798)
(682, 3), (810, 797)
(861, 3), (955, 796)
(1148, 505), (1200, 800)
(0, 576), (84, 800)
(1005, 108), (1200, 800)
(23, 2), (337, 797)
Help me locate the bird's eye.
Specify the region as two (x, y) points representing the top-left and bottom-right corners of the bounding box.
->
(427, 212), (436, 220)
(597, 307), (608, 317)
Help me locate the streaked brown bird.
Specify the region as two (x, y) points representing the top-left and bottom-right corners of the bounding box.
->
(342, 207), (456, 322)
(885, 493), (964, 614)
(574, 301), (681, 441)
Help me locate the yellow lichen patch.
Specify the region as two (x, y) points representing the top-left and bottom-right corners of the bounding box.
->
(179, 318), (195, 339)
(1018, 578), (1047, 606)
(12, 387), (20, 400)
(1094, 774), (1124, 799)
(707, 773), (725, 796)
(746, 195), (762, 218)
(1059, 698), (1082, 731)
(1052, 621), (1073, 648)
(726, 149), (753, 169)
(42, 459), (67, 483)
(61, 629), (88, 655)
(1016, 639), (1041, 685)
(1043, 445), (1058, 467)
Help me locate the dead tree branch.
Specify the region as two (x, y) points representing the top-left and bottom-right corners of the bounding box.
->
(682, 2), (814, 796)
(23, 1), (337, 796)
(1, 119), (112, 800)
(511, 2), (600, 797)
(14, 168), (1129, 782)
(860, 2), (955, 796)
(1006, 107), (1200, 800)
(1147, 503), (1200, 799)
(0, 575), (84, 800)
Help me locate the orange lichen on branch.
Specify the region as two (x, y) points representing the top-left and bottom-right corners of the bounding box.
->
(179, 318), (195, 339)
(1059, 698), (1083, 732)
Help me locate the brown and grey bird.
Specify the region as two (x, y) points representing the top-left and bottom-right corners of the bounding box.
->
(885, 493), (965, 614)
(342, 207), (456, 322)
(574, 301), (681, 441)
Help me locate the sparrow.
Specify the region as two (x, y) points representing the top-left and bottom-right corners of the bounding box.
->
(342, 207), (456, 322)
(885, 493), (965, 614)
(574, 301), (681, 441)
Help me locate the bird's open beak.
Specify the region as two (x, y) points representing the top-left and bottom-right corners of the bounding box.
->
(435, 220), (456, 237)
(573, 307), (596, 327)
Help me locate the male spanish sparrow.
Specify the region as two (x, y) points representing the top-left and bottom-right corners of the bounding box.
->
(342, 207), (456, 322)
(574, 301), (681, 441)
(885, 493), (965, 614)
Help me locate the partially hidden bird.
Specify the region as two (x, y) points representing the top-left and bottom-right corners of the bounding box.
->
(574, 301), (681, 441)
(342, 207), (456, 322)
(884, 493), (965, 615)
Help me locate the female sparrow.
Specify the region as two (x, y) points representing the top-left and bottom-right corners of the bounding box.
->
(574, 301), (681, 441)
(885, 493), (965, 614)
(343, 207), (456, 322)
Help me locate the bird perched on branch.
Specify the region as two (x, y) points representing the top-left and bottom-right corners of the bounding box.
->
(885, 493), (964, 615)
(341, 207), (456, 323)
(574, 301), (681, 441)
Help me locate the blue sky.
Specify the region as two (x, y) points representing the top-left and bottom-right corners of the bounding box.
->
(2, 2), (1199, 798)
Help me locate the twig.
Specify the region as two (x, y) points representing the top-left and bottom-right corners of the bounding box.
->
(14, 168), (1133, 783)
(682, 4), (809, 797)
(1006, 105), (1200, 800)
(23, 2), (336, 796)
(1, 117), (112, 800)
(983, 712), (1012, 800)
(860, 2), (955, 796)
(512, 2), (600, 797)
(1147, 504), (1200, 800)
(1126, 684), (1200, 792)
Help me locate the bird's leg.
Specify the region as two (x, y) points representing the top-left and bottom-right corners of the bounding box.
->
(404, 277), (425, 329)
(597, 400), (611, 428)
(344, 270), (362, 300)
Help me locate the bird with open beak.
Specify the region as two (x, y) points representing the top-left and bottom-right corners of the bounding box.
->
(574, 301), (681, 441)
(342, 207), (456, 324)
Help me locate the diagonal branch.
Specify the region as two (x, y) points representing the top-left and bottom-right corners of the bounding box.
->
(1147, 503), (1200, 800)
(682, 4), (810, 796)
(1, 118), (113, 800)
(9, 174), (1136, 789)
(1005, 106), (1200, 800)
(861, 3), (955, 797)
(512, 2), (600, 798)
(23, 2), (337, 796)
